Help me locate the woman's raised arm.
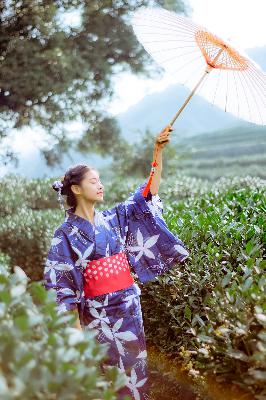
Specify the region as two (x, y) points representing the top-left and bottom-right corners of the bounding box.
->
(149, 124), (173, 195)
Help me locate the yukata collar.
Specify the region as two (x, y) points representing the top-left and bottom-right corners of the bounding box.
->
(64, 206), (98, 239)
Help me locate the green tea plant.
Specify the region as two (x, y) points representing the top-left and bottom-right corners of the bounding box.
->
(141, 180), (266, 398)
(0, 258), (128, 400)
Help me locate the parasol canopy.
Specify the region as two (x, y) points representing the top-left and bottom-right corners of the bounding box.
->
(130, 7), (266, 197)
(131, 7), (266, 126)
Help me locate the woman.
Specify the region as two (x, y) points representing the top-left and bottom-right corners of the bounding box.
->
(43, 124), (190, 400)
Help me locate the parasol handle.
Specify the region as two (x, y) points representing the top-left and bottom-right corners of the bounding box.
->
(169, 47), (224, 126)
(142, 48), (225, 197)
(169, 66), (212, 126)
(142, 66), (212, 198)
(142, 70), (211, 198)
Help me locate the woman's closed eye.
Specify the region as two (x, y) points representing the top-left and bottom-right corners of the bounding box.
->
(90, 178), (103, 186)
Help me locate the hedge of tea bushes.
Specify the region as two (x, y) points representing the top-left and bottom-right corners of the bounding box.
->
(0, 258), (128, 400)
(0, 208), (63, 281)
(0, 174), (56, 216)
(0, 172), (212, 281)
(0, 172), (211, 216)
(140, 181), (266, 398)
(0, 173), (265, 280)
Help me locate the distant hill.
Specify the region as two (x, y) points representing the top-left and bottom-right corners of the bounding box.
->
(116, 83), (238, 143)
(176, 123), (266, 180)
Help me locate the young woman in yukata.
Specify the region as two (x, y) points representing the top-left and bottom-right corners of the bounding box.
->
(44, 124), (190, 400)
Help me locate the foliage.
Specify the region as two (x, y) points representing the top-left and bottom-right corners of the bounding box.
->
(141, 179), (266, 398)
(0, 260), (129, 399)
(0, 0), (188, 166)
(0, 207), (63, 281)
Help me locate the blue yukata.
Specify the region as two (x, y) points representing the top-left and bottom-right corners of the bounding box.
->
(43, 180), (190, 400)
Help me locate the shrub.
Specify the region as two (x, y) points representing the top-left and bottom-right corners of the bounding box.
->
(0, 263), (127, 399)
(141, 181), (266, 398)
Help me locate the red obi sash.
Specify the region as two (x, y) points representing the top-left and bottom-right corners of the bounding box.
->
(83, 251), (135, 298)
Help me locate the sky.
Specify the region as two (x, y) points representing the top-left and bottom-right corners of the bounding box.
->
(3, 0), (266, 171)
(109, 0), (266, 114)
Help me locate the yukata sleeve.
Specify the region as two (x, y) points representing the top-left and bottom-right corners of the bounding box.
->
(124, 180), (190, 264)
(43, 228), (81, 315)
(117, 181), (163, 217)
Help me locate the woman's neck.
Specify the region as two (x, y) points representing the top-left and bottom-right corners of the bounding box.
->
(74, 204), (96, 225)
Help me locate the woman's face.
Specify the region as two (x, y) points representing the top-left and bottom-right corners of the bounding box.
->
(73, 169), (104, 202)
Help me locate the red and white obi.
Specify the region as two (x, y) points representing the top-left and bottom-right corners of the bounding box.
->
(83, 251), (135, 298)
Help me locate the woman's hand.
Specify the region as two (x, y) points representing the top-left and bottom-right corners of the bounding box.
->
(155, 124), (173, 150)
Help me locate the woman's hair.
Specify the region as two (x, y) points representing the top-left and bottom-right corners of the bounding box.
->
(52, 164), (98, 210)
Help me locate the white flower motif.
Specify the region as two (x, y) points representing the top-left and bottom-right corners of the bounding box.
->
(69, 226), (79, 236)
(51, 237), (62, 246)
(84, 296), (111, 337)
(57, 287), (82, 303)
(118, 356), (126, 373)
(126, 367), (148, 400)
(122, 293), (139, 309)
(146, 194), (163, 217)
(102, 212), (116, 222)
(105, 242), (110, 257)
(86, 307), (111, 331)
(135, 349), (148, 373)
(174, 244), (189, 256)
(44, 259), (74, 285)
(101, 317), (138, 356)
(72, 243), (94, 269)
(96, 212), (113, 231)
(126, 228), (160, 262)
(116, 357), (131, 384)
(123, 194), (135, 207)
(86, 295), (109, 309)
(137, 350), (147, 359)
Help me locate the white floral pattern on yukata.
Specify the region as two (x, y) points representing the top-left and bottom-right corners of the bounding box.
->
(84, 283), (150, 400)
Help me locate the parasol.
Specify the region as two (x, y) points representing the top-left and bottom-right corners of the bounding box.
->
(130, 7), (266, 196)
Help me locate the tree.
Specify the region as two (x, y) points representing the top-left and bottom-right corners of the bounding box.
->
(0, 0), (189, 166)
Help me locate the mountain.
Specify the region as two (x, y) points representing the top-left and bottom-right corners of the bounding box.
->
(116, 83), (238, 143)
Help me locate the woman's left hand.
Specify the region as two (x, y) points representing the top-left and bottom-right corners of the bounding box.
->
(155, 124), (173, 149)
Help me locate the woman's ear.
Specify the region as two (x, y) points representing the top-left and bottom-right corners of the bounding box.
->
(71, 184), (81, 195)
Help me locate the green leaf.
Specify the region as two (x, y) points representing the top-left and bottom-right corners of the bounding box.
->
(184, 305), (192, 321)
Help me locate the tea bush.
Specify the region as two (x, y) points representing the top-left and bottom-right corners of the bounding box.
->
(141, 179), (266, 398)
(0, 259), (127, 399)
(0, 208), (63, 281)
